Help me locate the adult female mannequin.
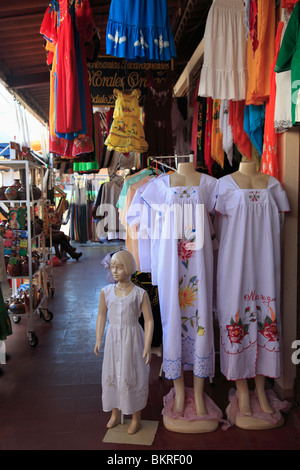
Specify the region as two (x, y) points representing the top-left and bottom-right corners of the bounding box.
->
(231, 162), (274, 417)
(169, 162), (209, 419)
(215, 161), (290, 429)
(142, 161), (219, 432)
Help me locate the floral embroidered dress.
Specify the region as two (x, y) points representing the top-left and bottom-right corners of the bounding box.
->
(140, 174), (217, 380)
(105, 89), (148, 154)
(101, 284), (150, 415)
(215, 175), (290, 381)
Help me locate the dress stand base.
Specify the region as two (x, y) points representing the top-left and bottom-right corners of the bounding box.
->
(225, 389), (290, 431)
(162, 387), (223, 434)
(233, 410), (285, 430)
(163, 414), (219, 434)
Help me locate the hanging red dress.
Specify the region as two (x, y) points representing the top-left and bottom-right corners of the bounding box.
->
(40, 0), (95, 159)
(228, 100), (252, 160)
(261, 21), (284, 179)
(281, 0), (298, 11)
(55, 0), (82, 135)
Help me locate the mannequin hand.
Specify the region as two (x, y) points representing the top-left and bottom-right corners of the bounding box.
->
(143, 349), (151, 365)
(94, 341), (101, 357)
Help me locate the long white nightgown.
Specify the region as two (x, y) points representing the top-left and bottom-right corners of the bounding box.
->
(215, 175), (290, 381)
(101, 284), (149, 415)
(141, 174), (217, 380)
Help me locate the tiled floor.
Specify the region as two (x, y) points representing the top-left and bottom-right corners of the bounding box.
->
(1, 244), (300, 451)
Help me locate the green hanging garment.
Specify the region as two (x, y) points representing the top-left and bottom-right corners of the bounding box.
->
(0, 286), (12, 341)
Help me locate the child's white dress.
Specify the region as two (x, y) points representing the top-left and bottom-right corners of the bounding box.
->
(101, 283), (149, 415)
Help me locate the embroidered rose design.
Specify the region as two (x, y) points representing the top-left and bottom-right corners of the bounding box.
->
(178, 227), (196, 269)
(226, 308), (255, 345)
(258, 306), (279, 342)
(227, 321), (248, 344)
(178, 239), (195, 267)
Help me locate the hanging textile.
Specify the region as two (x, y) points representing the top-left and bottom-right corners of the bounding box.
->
(40, 0), (95, 160)
(70, 175), (98, 243)
(172, 98), (188, 157)
(204, 98), (214, 175)
(95, 176), (126, 241)
(105, 89), (148, 154)
(274, 8), (293, 133)
(275, 1), (300, 126)
(211, 100), (224, 168)
(219, 100), (233, 166)
(0, 236), (12, 341)
(198, 0), (247, 101)
(244, 104), (265, 156)
(190, 78), (206, 167)
(281, 0), (298, 11)
(144, 71), (174, 159)
(228, 100), (252, 160)
(245, 0), (275, 105)
(106, 0), (176, 61)
(261, 22), (284, 178)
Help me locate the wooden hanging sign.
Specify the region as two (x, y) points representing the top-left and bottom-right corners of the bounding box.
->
(88, 56), (172, 107)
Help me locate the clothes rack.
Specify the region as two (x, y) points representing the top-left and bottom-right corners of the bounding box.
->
(148, 154), (194, 172)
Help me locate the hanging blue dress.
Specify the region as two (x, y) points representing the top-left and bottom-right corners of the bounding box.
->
(106, 0), (176, 61)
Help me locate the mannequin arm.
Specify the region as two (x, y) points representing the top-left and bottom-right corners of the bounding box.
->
(141, 292), (154, 365)
(94, 289), (108, 356)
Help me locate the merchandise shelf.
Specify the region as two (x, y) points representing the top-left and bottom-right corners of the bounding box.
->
(0, 159), (54, 347)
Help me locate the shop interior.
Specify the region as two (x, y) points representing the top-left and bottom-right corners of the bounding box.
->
(0, 0), (299, 451)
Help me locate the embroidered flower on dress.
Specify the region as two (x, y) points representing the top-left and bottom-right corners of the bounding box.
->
(258, 306), (279, 342)
(226, 309), (255, 345)
(179, 283), (197, 312)
(249, 190), (260, 202)
(178, 226), (196, 269)
(178, 275), (198, 312)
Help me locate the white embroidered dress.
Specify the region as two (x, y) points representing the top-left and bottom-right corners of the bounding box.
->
(215, 175), (290, 381)
(101, 284), (149, 415)
(140, 174), (217, 380)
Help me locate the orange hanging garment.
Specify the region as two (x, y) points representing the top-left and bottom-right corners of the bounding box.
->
(246, 0), (275, 105)
(211, 100), (224, 168)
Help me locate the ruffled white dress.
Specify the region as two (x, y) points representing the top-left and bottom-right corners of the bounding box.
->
(101, 284), (149, 415)
(198, 0), (247, 100)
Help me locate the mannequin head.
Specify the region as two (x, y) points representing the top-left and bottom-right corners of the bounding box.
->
(110, 250), (137, 280)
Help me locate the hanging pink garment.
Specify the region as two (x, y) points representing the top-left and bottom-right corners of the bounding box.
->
(204, 98), (214, 175)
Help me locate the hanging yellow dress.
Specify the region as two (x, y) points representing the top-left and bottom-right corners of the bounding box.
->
(105, 89), (149, 154)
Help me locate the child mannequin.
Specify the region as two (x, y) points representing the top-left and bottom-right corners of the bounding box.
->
(94, 250), (154, 435)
